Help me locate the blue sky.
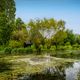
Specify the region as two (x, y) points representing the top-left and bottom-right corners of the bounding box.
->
(15, 0), (80, 34)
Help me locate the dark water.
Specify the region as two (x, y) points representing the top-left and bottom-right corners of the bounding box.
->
(18, 62), (80, 80)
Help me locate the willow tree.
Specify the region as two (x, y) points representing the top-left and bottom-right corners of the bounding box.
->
(0, 0), (16, 45)
(28, 18), (57, 50)
(51, 20), (67, 47)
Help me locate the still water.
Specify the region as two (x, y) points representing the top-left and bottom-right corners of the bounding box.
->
(18, 62), (80, 80)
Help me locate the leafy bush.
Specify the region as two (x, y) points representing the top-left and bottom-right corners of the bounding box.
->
(65, 42), (71, 45)
(11, 48), (18, 54)
(40, 45), (44, 51)
(26, 47), (33, 52)
(0, 46), (5, 51)
(50, 46), (56, 51)
(43, 45), (48, 51)
(72, 43), (80, 50)
(64, 45), (72, 50)
(31, 45), (37, 51)
(9, 40), (23, 48)
(56, 46), (65, 50)
(4, 47), (12, 54)
(11, 47), (33, 54)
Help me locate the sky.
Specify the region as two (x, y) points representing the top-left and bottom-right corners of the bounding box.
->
(15, 0), (80, 34)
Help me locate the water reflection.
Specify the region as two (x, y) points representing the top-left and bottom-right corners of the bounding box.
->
(18, 62), (80, 80)
(65, 62), (80, 80)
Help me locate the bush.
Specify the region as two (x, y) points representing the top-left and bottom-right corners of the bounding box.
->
(11, 48), (18, 54)
(43, 45), (48, 51)
(26, 47), (33, 52)
(0, 46), (5, 51)
(4, 47), (12, 54)
(9, 40), (23, 48)
(50, 46), (56, 51)
(65, 42), (71, 45)
(11, 47), (33, 54)
(72, 43), (80, 50)
(56, 45), (66, 50)
(64, 45), (72, 50)
(31, 45), (37, 51)
(40, 45), (44, 51)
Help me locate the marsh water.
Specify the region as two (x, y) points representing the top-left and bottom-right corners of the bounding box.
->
(17, 62), (80, 80)
(18, 60), (80, 80)
(1, 50), (80, 80)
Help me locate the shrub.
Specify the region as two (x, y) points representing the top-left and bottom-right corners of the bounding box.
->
(11, 47), (33, 54)
(56, 45), (66, 50)
(65, 42), (71, 45)
(31, 45), (37, 51)
(9, 40), (23, 48)
(4, 47), (12, 54)
(64, 45), (72, 50)
(50, 46), (56, 51)
(26, 47), (33, 52)
(40, 45), (44, 51)
(72, 43), (80, 50)
(0, 46), (5, 51)
(43, 45), (48, 51)
(11, 48), (18, 54)
(17, 48), (25, 53)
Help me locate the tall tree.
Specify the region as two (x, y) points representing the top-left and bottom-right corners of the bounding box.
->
(15, 18), (25, 30)
(0, 0), (16, 45)
(64, 29), (76, 45)
(51, 20), (66, 47)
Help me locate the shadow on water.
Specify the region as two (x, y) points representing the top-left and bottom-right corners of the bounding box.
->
(0, 59), (12, 73)
(17, 62), (80, 80)
(17, 67), (65, 80)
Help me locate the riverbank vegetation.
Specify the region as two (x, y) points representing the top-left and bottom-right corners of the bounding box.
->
(1, 0), (80, 80)
(0, 0), (80, 56)
(1, 0), (80, 68)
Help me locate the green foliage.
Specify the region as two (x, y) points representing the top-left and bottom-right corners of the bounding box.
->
(31, 45), (37, 51)
(4, 47), (12, 54)
(9, 40), (23, 48)
(11, 47), (33, 54)
(0, 0), (80, 54)
(64, 29), (76, 45)
(50, 46), (56, 51)
(1, 10), (80, 54)
(72, 43), (80, 50)
(15, 17), (26, 30)
(11, 48), (17, 54)
(0, 13), (12, 45)
(52, 30), (67, 46)
(40, 45), (44, 51)
(0, 0), (16, 45)
(44, 39), (51, 49)
(30, 28), (44, 50)
(11, 29), (28, 41)
(0, 46), (5, 51)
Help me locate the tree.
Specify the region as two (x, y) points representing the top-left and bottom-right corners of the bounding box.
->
(28, 18), (66, 50)
(0, 13), (12, 45)
(57, 20), (65, 30)
(52, 30), (67, 46)
(0, 0), (16, 45)
(51, 20), (66, 47)
(30, 27), (44, 51)
(15, 18), (26, 30)
(9, 29), (28, 48)
(64, 29), (76, 45)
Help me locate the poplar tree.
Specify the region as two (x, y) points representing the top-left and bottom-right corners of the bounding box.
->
(0, 0), (16, 45)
